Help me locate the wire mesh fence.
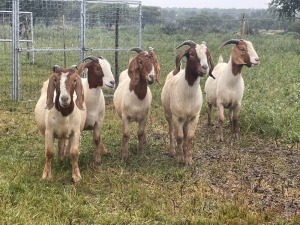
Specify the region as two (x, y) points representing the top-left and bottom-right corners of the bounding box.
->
(0, 0), (293, 107)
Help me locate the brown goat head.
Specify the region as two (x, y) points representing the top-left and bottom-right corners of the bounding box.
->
(173, 40), (214, 79)
(128, 50), (156, 86)
(148, 47), (161, 85)
(78, 56), (104, 88)
(46, 68), (84, 116)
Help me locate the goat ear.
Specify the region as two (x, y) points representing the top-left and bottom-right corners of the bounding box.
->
(149, 51), (161, 85)
(173, 49), (187, 75)
(74, 75), (85, 110)
(155, 62), (162, 85)
(46, 75), (55, 110)
(128, 57), (140, 86)
(206, 48), (215, 77)
(232, 46), (247, 65)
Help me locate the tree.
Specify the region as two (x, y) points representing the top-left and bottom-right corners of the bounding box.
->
(268, 0), (300, 21)
(141, 6), (161, 29)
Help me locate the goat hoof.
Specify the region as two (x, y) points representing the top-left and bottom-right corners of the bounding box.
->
(42, 173), (53, 181)
(168, 149), (175, 157)
(185, 157), (193, 165)
(175, 155), (185, 164)
(72, 174), (82, 183)
(216, 135), (224, 142)
(100, 147), (108, 155)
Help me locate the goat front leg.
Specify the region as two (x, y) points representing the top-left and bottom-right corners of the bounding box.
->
(93, 123), (106, 164)
(231, 106), (241, 139)
(173, 117), (184, 164)
(58, 138), (68, 161)
(217, 102), (225, 142)
(206, 102), (213, 127)
(121, 117), (130, 161)
(137, 118), (147, 155)
(69, 132), (82, 183)
(165, 113), (175, 157)
(42, 131), (54, 180)
(184, 117), (198, 165)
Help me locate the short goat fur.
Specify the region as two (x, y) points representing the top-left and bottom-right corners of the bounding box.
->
(34, 66), (86, 182)
(113, 47), (158, 161)
(161, 40), (214, 165)
(205, 39), (260, 141)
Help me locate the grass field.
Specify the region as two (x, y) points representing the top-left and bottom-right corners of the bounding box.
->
(0, 30), (300, 224)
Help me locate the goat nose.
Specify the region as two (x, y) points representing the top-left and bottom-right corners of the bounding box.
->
(110, 80), (115, 85)
(61, 95), (69, 102)
(202, 65), (208, 70)
(149, 74), (154, 79)
(255, 58), (260, 62)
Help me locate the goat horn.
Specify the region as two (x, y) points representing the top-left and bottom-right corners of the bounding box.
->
(70, 64), (78, 70)
(218, 39), (241, 50)
(84, 56), (98, 62)
(129, 47), (143, 53)
(176, 40), (196, 49)
(53, 65), (60, 72)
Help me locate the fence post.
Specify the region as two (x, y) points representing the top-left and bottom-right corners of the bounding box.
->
(80, 0), (86, 63)
(12, 0), (20, 101)
(115, 6), (120, 86)
(241, 13), (246, 38)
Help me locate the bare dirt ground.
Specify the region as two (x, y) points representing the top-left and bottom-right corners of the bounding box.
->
(190, 124), (300, 218)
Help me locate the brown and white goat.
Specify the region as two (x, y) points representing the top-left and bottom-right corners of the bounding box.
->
(34, 67), (86, 182)
(161, 40), (214, 165)
(77, 56), (115, 163)
(113, 48), (158, 161)
(205, 39), (260, 141)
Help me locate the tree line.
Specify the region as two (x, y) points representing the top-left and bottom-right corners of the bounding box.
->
(0, 0), (299, 34)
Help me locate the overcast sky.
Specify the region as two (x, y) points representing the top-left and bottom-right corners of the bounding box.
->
(141, 0), (269, 9)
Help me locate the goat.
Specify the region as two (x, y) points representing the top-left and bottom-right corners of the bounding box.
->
(113, 47), (158, 161)
(34, 66), (86, 182)
(204, 39), (260, 141)
(161, 40), (214, 165)
(76, 56), (115, 163)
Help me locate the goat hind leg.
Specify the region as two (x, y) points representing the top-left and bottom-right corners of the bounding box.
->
(42, 132), (54, 180)
(121, 118), (130, 161)
(137, 119), (147, 155)
(69, 133), (82, 183)
(93, 124), (106, 164)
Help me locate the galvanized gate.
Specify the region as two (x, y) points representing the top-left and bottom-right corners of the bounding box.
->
(0, 0), (142, 102)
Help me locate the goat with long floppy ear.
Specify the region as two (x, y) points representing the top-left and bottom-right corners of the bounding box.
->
(173, 40), (215, 79)
(46, 73), (57, 110)
(173, 40), (196, 75)
(219, 39), (252, 67)
(205, 39), (259, 142)
(128, 48), (143, 87)
(74, 75), (84, 110)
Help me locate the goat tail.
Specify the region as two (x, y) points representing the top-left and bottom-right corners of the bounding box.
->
(218, 55), (223, 64)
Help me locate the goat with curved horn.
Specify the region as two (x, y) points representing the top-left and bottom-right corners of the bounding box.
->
(176, 40), (197, 49)
(129, 47), (143, 53)
(84, 56), (98, 62)
(218, 39), (241, 50)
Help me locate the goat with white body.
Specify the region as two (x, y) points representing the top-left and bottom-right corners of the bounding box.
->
(77, 56), (115, 163)
(34, 67), (86, 182)
(113, 48), (158, 161)
(161, 40), (215, 165)
(205, 39), (260, 141)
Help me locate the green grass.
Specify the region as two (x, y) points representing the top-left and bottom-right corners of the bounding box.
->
(0, 29), (300, 224)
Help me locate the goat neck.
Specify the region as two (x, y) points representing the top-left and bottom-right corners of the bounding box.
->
(55, 94), (75, 117)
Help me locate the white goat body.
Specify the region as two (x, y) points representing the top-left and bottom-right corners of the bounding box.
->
(161, 40), (214, 165)
(34, 67), (86, 182)
(77, 56), (115, 163)
(113, 48), (157, 161)
(205, 39), (260, 141)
